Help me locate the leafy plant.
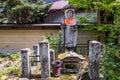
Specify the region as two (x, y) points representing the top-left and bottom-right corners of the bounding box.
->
(77, 16), (89, 24)
(10, 65), (21, 76)
(69, 0), (120, 79)
(68, 0), (93, 9)
(79, 19), (120, 80)
(0, 65), (21, 80)
(101, 46), (120, 80)
(43, 31), (62, 53)
(9, 53), (20, 60)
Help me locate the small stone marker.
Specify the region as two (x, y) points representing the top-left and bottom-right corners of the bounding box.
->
(39, 41), (50, 79)
(33, 44), (39, 66)
(21, 48), (30, 77)
(88, 41), (103, 80)
(50, 49), (55, 64)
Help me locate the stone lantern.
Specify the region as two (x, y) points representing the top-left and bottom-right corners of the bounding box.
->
(61, 51), (85, 73)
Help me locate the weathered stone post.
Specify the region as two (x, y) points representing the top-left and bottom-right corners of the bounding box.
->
(39, 41), (50, 79)
(33, 44), (39, 66)
(50, 49), (55, 63)
(88, 41), (103, 80)
(21, 48), (30, 77)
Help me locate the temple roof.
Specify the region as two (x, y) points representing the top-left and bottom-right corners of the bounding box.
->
(49, 0), (70, 11)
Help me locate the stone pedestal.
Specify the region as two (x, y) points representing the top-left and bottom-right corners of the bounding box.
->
(50, 49), (55, 63)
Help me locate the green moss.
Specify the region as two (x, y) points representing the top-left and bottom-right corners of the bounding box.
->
(51, 74), (76, 80)
(57, 52), (70, 60)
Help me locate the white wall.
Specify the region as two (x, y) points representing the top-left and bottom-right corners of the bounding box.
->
(0, 29), (104, 54)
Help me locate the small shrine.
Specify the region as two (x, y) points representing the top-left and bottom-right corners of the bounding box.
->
(58, 51), (85, 73)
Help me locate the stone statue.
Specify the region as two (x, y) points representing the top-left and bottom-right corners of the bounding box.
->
(61, 9), (78, 51)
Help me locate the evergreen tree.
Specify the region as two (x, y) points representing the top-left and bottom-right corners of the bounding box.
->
(0, 0), (51, 23)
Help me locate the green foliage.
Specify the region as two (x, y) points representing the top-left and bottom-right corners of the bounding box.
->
(80, 22), (120, 79)
(0, 0), (51, 23)
(9, 53), (20, 60)
(51, 74), (76, 80)
(0, 56), (5, 63)
(43, 33), (57, 46)
(76, 48), (82, 54)
(68, 0), (116, 12)
(0, 53), (21, 79)
(93, 0), (115, 13)
(81, 26), (120, 79)
(0, 54), (8, 63)
(77, 16), (90, 24)
(69, 0), (118, 24)
(43, 31), (62, 53)
(69, 0), (120, 79)
(10, 65), (21, 76)
(68, 0), (93, 9)
(0, 65), (21, 79)
(101, 46), (120, 80)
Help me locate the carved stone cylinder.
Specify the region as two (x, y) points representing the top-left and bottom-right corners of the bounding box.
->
(88, 41), (103, 80)
(21, 48), (30, 77)
(39, 41), (50, 79)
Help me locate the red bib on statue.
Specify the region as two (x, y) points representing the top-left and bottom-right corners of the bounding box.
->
(64, 18), (76, 25)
